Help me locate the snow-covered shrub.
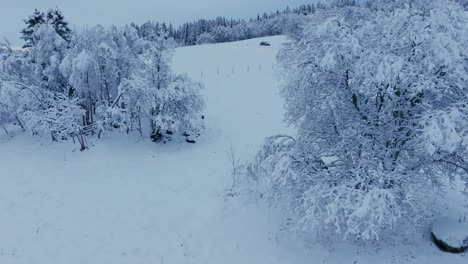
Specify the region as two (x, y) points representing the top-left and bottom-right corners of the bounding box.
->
(246, 135), (298, 197)
(95, 104), (133, 135)
(21, 92), (84, 141)
(0, 81), (35, 132)
(0, 48), (40, 132)
(0, 79), (83, 141)
(252, 0), (468, 240)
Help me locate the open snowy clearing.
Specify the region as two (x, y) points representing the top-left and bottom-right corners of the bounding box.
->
(0, 36), (467, 263)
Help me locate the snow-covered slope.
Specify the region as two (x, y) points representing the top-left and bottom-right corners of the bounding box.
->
(173, 36), (294, 157)
(0, 36), (306, 264)
(0, 36), (466, 263)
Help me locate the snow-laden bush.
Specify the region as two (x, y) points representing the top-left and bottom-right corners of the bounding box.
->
(251, 0), (468, 240)
(21, 92), (84, 141)
(0, 81), (35, 132)
(247, 135), (297, 197)
(0, 80), (84, 141)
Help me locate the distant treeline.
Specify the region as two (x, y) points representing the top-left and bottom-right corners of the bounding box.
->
(131, 3), (320, 46)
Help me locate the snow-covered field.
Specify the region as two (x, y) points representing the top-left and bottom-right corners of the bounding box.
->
(0, 36), (466, 263)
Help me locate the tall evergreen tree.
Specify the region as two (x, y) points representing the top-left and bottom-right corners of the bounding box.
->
(20, 9), (45, 48)
(21, 8), (72, 48)
(46, 8), (72, 43)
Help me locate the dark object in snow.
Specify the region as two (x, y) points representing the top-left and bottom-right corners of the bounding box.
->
(432, 234), (468, 253)
(260, 41), (271, 46)
(166, 130), (173, 135)
(182, 132), (190, 137)
(186, 138), (196, 144)
(151, 131), (163, 142)
(201, 115), (205, 120)
(431, 217), (468, 253)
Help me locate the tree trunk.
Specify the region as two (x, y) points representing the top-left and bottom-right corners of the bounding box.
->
(76, 131), (87, 151)
(15, 116), (25, 131)
(1, 123), (8, 134)
(137, 108), (142, 137)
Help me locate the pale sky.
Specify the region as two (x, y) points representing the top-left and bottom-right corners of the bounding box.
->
(0, 0), (313, 46)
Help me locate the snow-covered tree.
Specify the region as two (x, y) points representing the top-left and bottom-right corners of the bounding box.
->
(21, 8), (72, 48)
(46, 8), (72, 43)
(120, 32), (204, 141)
(252, 0), (468, 240)
(20, 9), (45, 48)
(0, 39), (12, 54)
(30, 24), (68, 93)
(1, 54), (84, 143)
(67, 50), (99, 126)
(94, 42), (119, 103)
(230, 23), (249, 41)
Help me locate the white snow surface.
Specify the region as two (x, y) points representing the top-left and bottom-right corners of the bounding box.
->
(0, 36), (467, 263)
(432, 217), (468, 248)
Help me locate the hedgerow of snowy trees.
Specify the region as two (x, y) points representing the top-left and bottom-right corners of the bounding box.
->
(247, 0), (468, 240)
(0, 9), (204, 149)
